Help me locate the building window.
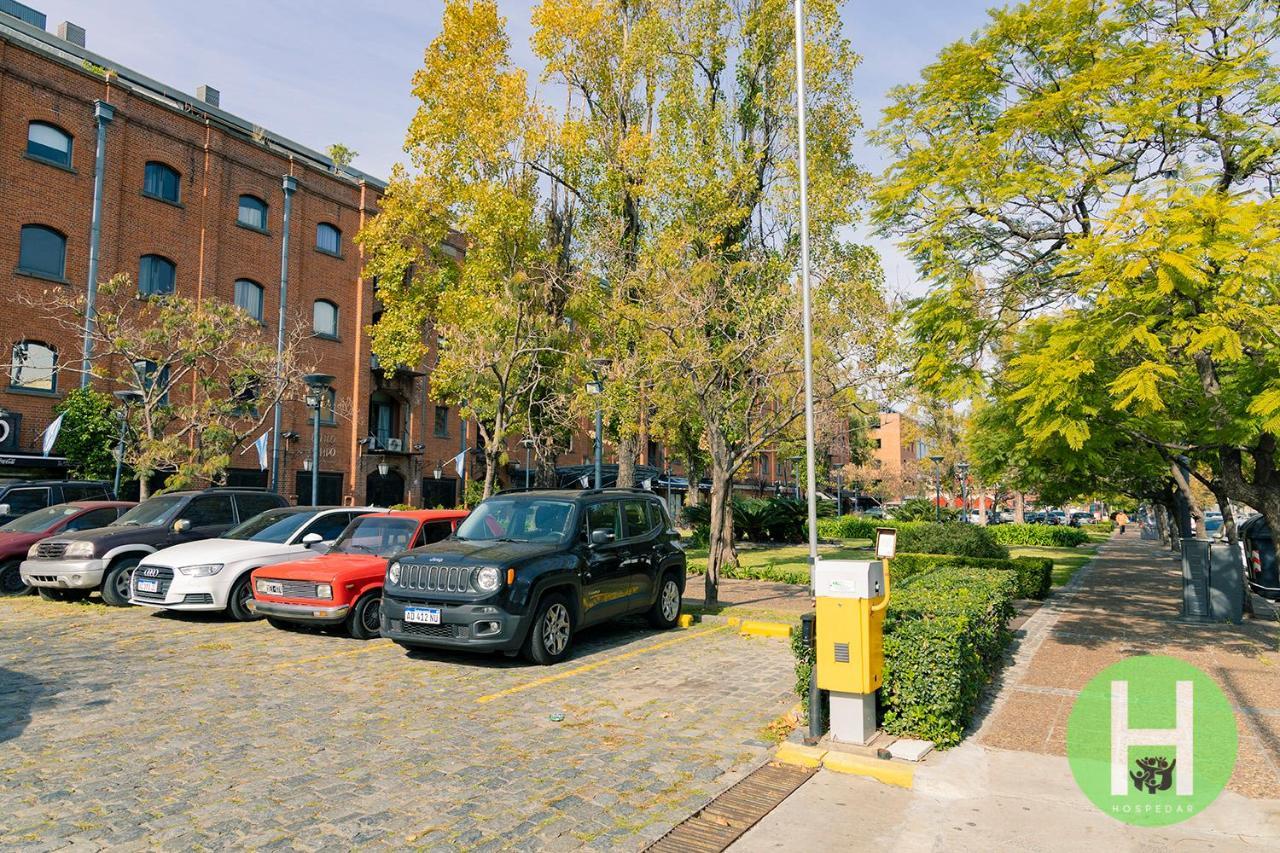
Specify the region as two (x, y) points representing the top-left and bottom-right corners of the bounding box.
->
(237, 195), (268, 230)
(369, 392), (400, 448)
(234, 279), (264, 321)
(759, 453), (771, 477)
(26, 121), (72, 167)
(137, 360), (171, 405)
(433, 405), (449, 438)
(18, 225), (67, 279)
(9, 341), (57, 392)
(309, 387), (337, 426)
(316, 223), (341, 256)
(139, 254), (176, 296)
(142, 161), (181, 203)
(313, 299), (338, 338)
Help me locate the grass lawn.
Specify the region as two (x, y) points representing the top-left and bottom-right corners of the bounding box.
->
(1009, 542), (1104, 587)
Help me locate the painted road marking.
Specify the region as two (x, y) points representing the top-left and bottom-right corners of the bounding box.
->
(476, 625), (730, 704)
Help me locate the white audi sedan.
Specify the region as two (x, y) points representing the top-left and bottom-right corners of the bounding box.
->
(130, 506), (376, 620)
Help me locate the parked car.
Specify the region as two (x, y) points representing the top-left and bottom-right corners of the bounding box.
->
(20, 488), (288, 605)
(1025, 511), (1046, 524)
(1240, 515), (1278, 601)
(1069, 512), (1094, 527)
(252, 509), (468, 639)
(129, 506), (377, 620)
(0, 501), (135, 596)
(1046, 510), (1068, 525)
(0, 480), (114, 525)
(382, 489), (688, 664)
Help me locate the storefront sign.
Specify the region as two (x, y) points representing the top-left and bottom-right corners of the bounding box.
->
(0, 411), (21, 453)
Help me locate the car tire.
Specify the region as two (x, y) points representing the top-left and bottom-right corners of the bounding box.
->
(647, 573), (683, 630)
(38, 587), (90, 602)
(522, 592), (574, 665)
(225, 573), (259, 622)
(100, 558), (140, 607)
(347, 592), (383, 640)
(0, 559), (31, 597)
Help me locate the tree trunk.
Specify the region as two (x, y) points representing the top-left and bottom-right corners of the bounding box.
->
(1169, 459), (1206, 541)
(705, 443), (738, 609)
(1207, 483), (1254, 617)
(684, 457), (705, 507)
(482, 449), (499, 500)
(616, 434), (637, 488)
(1013, 491), (1025, 524)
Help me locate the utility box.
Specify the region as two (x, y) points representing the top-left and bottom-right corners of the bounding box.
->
(815, 560), (885, 694)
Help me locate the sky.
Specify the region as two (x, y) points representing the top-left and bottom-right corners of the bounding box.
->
(44, 0), (1000, 294)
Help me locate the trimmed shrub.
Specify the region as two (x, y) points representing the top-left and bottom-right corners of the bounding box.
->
(894, 523), (1008, 559)
(817, 516), (921, 541)
(890, 552), (1052, 600)
(791, 624), (815, 713)
(991, 523), (1088, 548)
(1011, 556), (1054, 599)
(880, 568), (1018, 747)
(1081, 521), (1113, 535)
(892, 497), (958, 522)
(720, 561), (809, 586)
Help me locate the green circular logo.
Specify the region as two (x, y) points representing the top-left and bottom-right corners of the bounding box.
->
(1067, 655), (1237, 826)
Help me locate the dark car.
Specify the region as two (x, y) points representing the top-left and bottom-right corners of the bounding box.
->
(0, 501), (135, 596)
(1241, 515), (1278, 601)
(20, 488), (288, 605)
(381, 489), (687, 664)
(0, 480), (114, 525)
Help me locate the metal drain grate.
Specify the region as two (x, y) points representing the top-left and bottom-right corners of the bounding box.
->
(646, 761), (815, 853)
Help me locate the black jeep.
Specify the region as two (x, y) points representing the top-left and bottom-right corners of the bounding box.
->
(381, 489), (687, 664)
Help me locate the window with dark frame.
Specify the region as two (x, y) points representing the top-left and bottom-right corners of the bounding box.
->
(9, 340), (57, 392)
(234, 279), (264, 321)
(18, 225), (67, 279)
(313, 299), (338, 337)
(138, 254), (176, 296)
(26, 122), (72, 167)
(316, 223), (341, 255)
(143, 162), (181, 203)
(237, 195), (268, 230)
(433, 405), (450, 437)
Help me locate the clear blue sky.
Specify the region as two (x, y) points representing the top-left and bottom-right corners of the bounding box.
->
(48, 0), (1000, 292)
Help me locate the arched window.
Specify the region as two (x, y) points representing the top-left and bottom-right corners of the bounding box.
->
(313, 299), (338, 338)
(18, 225), (67, 279)
(234, 279), (264, 321)
(237, 195), (268, 230)
(9, 340), (57, 392)
(26, 121), (72, 167)
(316, 222), (341, 255)
(143, 161), (181, 203)
(139, 254), (176, 296)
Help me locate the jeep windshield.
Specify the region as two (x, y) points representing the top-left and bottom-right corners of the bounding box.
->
(331, 517), (418, 556)
(454, 498), (576, 544)
(224, 508), (314, 543)
(113, 495), (184, 527)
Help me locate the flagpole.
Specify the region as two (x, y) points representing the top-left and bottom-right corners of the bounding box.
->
(794, 0), (819, 596)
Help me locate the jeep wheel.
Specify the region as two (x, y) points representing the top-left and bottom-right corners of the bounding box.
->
(523, 593), (574, 665)
(0, 560), (31, 596)
(38, 587), (90, 602)
(225, 573), (259, 622)
(100, 558), (140, 607)
(347, 592), (383, 640)
(647, 574), (682, 630)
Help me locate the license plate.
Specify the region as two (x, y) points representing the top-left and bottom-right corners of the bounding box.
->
(136, 579), (158, 593)
(260, 581), (283, 596)
(404, 606), (441, 625)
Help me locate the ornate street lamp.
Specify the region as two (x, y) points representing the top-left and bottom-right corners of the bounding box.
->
(302, 373), (335, 506)
(111, 390), (143, 495)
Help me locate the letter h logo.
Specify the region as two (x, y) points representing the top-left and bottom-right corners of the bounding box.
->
(1111, 680), (1194, 796)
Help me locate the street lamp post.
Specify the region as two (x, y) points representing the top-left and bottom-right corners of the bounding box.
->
(303, 374), (335, 506)
(929, 454), (944, 522)
(664, 467), (672, 512)
(835, 470), (843, 515)
(111, 390), (142, 496)
(521, 437), (535, 489)
(586, 361), (608, 489)
(789, 455), (803, 500)
(956, 461), (971, 524)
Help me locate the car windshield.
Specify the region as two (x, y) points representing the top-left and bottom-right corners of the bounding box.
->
(224, 509), (314, 543)
(455, 498), (576, 544)
(331, 517), (418, 556)
(0, 504), (83, 533)
(114, 495), (184, 527)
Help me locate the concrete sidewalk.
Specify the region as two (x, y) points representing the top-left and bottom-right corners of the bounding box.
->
(731, 534), (1280, 850)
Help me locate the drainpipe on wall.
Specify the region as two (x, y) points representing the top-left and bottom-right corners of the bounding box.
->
(80, 100), (114, 387)
(270, 174), (298, 492)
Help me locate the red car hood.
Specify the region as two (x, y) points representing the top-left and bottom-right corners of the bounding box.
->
(253, 552), (386, 583)
(0, 531), (48, 560)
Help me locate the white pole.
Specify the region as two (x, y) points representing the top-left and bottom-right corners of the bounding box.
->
(795, 0), (819, 596)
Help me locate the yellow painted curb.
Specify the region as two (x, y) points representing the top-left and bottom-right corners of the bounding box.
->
(677, 613), (695, 628)
(738, 619), (792, 639)
(726, 616), (742, 627)
(774, 742), (827, 769)
(821, 751), (913, 789)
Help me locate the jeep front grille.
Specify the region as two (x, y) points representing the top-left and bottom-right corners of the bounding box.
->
(34, 542), (68, 560)
(395, 620), (460, 639)
(398, 564), (474, 594)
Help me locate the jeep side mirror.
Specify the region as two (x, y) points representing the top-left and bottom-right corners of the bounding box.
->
(590, 528), (615, 546)
(301, 532), (324, 546)
(173, 519), (192, 533)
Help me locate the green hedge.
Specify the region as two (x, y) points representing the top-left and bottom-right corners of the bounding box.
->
(817, 516), (917, 540)
(1081, 521), (1114, 535)
(720, 561), (809, 586)
(880, 568), (1018, 747)
(894, 523), (1008, 559)
(991, 523), (1089, 548)
(890, 553), (1052, 600)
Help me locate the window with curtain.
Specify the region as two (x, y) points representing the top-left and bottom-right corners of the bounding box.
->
(143, 161), (181, 203)
(18, 225), (67, 279)
(138, 254), (176, 296)
(313, 300), (338, 337)
(26, 122), (72, 167)
(309, 387), (337, 426)
(234, 279), (264, 321)
(9, 341), (57, 392)
(316, 223), (341, 255)
(237, 195), (268, 230)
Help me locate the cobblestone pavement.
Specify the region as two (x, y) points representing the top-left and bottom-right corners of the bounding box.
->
(0, 595), (797, 851)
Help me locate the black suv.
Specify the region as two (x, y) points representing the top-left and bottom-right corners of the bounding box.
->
(20, 487), (288, 605)
(0, 480), (113, 524)
(381, 489), (687, 664)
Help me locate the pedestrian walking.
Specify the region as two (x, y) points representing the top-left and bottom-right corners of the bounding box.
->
(1115, 510), (1129, 535)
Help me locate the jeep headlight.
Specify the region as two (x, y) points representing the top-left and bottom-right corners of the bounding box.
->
(388, 561), (401, 584)
(475, 566), (501, 593)
(27, 542), (41, 558)
(316, 583), (333, 600)
(64, 541), (96, 559)
(177, 563), (223, 577)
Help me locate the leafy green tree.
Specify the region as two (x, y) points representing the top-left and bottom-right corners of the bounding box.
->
(52, 388), (117, 482)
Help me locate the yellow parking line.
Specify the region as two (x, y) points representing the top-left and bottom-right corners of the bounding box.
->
(270, 639), (392, 671)
(476, 625), (730, 704)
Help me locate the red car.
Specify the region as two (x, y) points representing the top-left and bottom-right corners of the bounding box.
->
(251, 509), (468, 639)
(0, 501), (136, 596)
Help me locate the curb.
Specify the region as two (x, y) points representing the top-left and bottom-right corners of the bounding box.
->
(725, 616), (793, 639)
(773, 743), (914, 789)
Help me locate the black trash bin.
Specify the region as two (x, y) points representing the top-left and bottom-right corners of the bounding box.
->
(1240, 516), (1278, 601)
